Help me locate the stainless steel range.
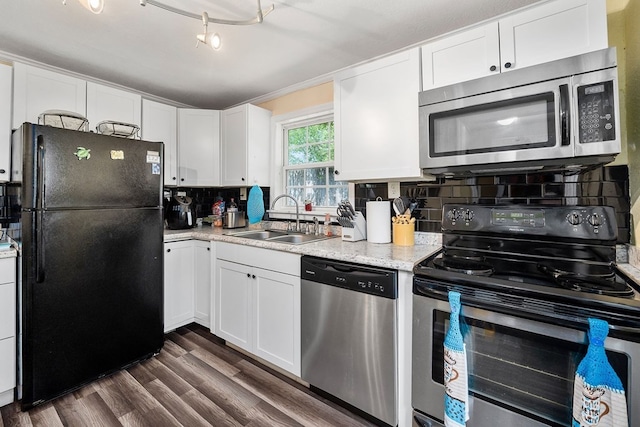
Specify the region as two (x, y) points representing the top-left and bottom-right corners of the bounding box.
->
(412, 204), (640, 427)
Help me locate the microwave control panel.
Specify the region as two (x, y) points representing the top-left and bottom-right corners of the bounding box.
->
(577, 80), (616, 144)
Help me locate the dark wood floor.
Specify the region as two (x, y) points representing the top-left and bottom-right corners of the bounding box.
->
(1, 324), (377, 427)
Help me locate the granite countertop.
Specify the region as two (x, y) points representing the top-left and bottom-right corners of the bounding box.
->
(164, 226), (441, 272)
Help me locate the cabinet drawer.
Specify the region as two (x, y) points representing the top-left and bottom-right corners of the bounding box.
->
(217, 242), (300, 276)
(0, 258), (15, 284)
(0, 337), (16, 392)
(0, 283), (15, 340)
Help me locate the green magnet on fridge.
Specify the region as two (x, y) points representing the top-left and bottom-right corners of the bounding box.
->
(74, 147), (91, 160)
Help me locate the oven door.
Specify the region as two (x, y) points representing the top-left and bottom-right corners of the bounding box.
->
(412, 284), (638, 427)
(418, 76), (572, 173)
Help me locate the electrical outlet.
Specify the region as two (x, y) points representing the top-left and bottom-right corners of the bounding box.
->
(177, 191), (186, 197)
(388, 182), (401, 199)
(239, 187), (247, 201)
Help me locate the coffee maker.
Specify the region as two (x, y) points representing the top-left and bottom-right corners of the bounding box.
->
(165, 195), (196, 229)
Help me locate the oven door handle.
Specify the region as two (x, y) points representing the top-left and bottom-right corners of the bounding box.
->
(414, 281), (640, 340)
(559, 84), (570, 146)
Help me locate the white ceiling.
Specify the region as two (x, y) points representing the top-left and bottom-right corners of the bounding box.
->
(0, 0), (543, 109)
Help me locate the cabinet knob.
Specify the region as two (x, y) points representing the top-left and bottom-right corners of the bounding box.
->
(247, 273), (251, 278)
(504, 62), (512, 69)
(207, 247), (210, 251)
(181, 178), (185, 182)
(0, 169), (5, 174)
(172, 177), (177, 181)
(166, 248), (171, 252)
(241, 177), (245, 181)
(252, 274), (256, 279)
(489, 65), (497, 72)
(334, 170), (340, 175)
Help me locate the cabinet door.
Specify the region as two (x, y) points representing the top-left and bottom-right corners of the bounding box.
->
(421, 22), (500, 89)
(215, 259), (252, 351)
(12, 63), (86, 129)
(142, 100), (178, 186)
(253, 268), (300, 375)
(221, 104), (271, 187)
(334, 48), (422, 181)
(193, 240), (211, 328)
(0, 338), (15, 395)
(499, 0), (608, 72)
(0, 283), (15, 341)
(163, 241), (195, 332)
(0, 63), (11, 182)
(220, 105), (248, 186)
(178, 109), (220, 187)
(86, 82), (142, 134)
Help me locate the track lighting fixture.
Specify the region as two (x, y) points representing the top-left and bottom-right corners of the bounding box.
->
(62, 0), (104, 14)
(141, 0), (274, 51)
(196, 12), (222, 51)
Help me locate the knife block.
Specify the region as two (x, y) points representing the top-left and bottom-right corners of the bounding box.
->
(342, 212), (367, 242)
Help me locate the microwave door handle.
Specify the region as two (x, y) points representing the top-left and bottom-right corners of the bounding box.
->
(559, 84), (570, 146)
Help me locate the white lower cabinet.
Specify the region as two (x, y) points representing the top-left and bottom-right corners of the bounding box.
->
(0, 257), (16, 407)
(193, 240), (212, 328)
(215, 243), (300, 375)
(164, 241), (195, 332)
(164, 240), (212, 333)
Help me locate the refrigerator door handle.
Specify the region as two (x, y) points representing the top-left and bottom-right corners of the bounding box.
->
(36, 137), (45, 282)
(35, 210), (45, 283)
(36, 136), (45, 209)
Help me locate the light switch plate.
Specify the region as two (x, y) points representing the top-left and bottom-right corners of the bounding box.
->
(177, 191), (186, 197)
(239, 187), (247, 201)
(388, 182), (400, 199)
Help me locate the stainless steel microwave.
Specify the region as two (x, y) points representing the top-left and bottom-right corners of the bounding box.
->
(419, 48), (621, 176)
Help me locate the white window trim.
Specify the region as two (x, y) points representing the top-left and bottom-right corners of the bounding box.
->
(269, 103), (354, 220)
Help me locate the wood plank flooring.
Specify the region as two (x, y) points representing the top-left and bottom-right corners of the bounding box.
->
(1, 324), (378, 427)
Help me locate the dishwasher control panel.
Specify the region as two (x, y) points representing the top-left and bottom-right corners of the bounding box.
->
(301, 256), (397, 299)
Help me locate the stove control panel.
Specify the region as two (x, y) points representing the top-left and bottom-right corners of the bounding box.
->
(442, 205), (617, 241)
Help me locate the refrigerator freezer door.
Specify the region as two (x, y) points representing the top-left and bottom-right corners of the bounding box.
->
(21, 207), (163, 408)
(18, 124), (163, 210)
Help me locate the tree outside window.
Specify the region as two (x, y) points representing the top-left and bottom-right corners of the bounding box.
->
(283, 117), (348, 208)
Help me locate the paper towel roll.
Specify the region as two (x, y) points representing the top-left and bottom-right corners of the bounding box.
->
(366, 200), (391, 243)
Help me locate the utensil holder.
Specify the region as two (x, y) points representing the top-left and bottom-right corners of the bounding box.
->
(393, 222), (415, 246)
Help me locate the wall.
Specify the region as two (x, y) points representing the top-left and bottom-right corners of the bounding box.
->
(604, 0), (638, 243)
(620, 0), (640, 244)
(257, 82), (332, 116)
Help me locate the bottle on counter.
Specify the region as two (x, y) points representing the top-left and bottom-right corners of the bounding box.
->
(228, 197), (238, 212)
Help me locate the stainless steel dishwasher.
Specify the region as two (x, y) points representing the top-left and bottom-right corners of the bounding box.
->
(301, 256), (398, 426)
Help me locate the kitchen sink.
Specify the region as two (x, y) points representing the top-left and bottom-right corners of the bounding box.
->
(230, 229), (334, 245)
(229, 230), (288, 240)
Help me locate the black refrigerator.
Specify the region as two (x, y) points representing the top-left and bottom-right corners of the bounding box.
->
(13, 123), (164, 409)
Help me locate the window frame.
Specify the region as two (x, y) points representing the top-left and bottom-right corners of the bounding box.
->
(269, 103), (353, 220)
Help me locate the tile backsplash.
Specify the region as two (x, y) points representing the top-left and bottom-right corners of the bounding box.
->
(355, 165), (631, 243)
(165, 186), (270, 221)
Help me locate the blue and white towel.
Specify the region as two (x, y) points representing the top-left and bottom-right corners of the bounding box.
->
(572, 318), (628, 427)
(247, 185), (265, 224)
(444, 291), (469, 427)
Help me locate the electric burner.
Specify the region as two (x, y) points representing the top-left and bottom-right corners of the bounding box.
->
(432, 255), (494, 276)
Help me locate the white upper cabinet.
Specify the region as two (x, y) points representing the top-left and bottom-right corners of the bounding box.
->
(178, 108), (220, 187)
(86, 82), (142, 135)
(334, 48), (422, 181)
(12, 63), (86, 129)
(422, 0), (608, 90)
(220, 104), (271, 187)
(0, 63), (11, 182)
(142, 99), (178, 186)
(498, 0), (607, 72)
(422, 23), (500, 89)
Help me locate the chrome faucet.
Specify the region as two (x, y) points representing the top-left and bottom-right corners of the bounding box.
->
(271, 194), (301, 232)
